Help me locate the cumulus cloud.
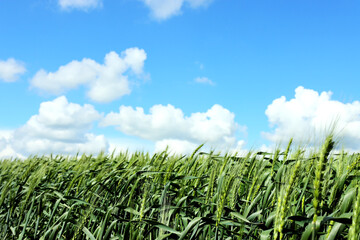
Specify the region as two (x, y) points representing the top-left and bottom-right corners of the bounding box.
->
(194, 77), (214, 85)
(155, 139), (198, 154)
(0, 137), (7, 151)
(230, 140), (247, 153)
(58, 0), (102, 11)
(0, 58), (26, 82)
(0, 146), (24, 159)
(263, 86), (360, 150)
(0, 130), (24, 159)
(2, 96), (108, 156)
(101, 104), (245, 153)
(142, 0), (212, 20)
(108, 137), (154, 155)
(31, 48), (147, 103)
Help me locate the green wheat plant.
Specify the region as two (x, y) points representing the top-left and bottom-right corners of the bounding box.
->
(0, 135), (359, 239)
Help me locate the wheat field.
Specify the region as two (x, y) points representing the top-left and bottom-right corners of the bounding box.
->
(0, 136), (359, 239)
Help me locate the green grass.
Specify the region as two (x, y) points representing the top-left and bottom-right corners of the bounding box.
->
(0, 136), (360, 239)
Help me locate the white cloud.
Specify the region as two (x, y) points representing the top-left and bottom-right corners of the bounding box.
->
(263, 86), (360, 150)
(0, 137), (6, 151)
(107, 137), (154, 155)
(101, 104), (245, 153)
(31, 48), (147, 103)
(194, 76), (214, 85)
(142, 0), (212, 20)
(0, 130), (24, 159)
(0, 146), (25, 159)
(0, 58), (26, 82)
(58, 0), (102, 11)
(0, 130), (12, 141)
(3, 96), (109, 156)
(155, 139), (198, 154)
(155, 139), (247, 156)
(228, 140), (247, 154)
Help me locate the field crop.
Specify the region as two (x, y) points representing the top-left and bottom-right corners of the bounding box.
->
(0, 136), (360, 239)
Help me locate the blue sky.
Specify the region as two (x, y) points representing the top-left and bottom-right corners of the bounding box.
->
(1, 0), (360, 157)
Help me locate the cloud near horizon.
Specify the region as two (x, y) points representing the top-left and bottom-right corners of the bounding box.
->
(263, 86), (360, 151)
(2, 86), (360, 158)
(101, 103), (246, 153)
(0, 58), (26, 82)
(0, 98), (247, 157)
(30, 48), (147, 103)
(0, 96), (108, 158)
(142, 0), (213, 20)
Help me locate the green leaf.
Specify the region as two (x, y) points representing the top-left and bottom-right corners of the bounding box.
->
(142, 219), (181, 235)
(248, 210), (262, 221)
(230, 212), (250, 223)
(340, 188), (356, 214)
(326, 213), (352, 240)
(155, 224), (181, 235)
(103, 220), (117, 240)
(124, 207), (140, 216)
(260, 229), (273, 240)
(83, 227), (96, 240)
(98, 208), (112, 239)
(287, 216), (311, 222)
(179, 217), (202, 240)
